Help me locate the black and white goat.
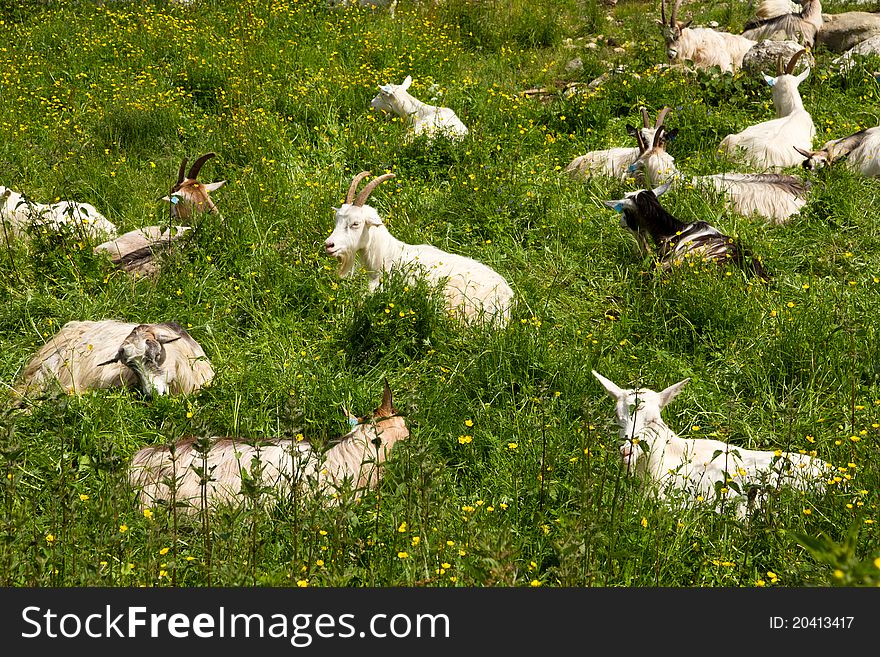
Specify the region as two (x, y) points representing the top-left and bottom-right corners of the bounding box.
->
(566, 108), (672, 180)
(796, 126), (880, 176)
(630, 124), (810, 225)
(719, 50), (815, 170)
(603, 184), (769, 278)
(742, 0), (823, 48)
(19, 320), (214, 398)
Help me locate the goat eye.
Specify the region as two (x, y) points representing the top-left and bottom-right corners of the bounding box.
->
(349, 222), (360, 229)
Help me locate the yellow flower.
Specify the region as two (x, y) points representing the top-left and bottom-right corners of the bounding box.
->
(119, 524), (128, 533)
(79, 494), (89, 501)
(143, 508), (153, 519)
(803, 508), (812, 515)
(464, 419), (473, 427)
(833, 569), (844, 579)
(159, 547), (170, 556)
(530, 579), (542, 587)
(397, 551), (409, 559)
(397, 522), (407, 533)
(411, 536), (420, 547)
(508, 442), (518, 450)
(873, 557), (880, 569)
(316, 559), (324, 567)
(458, 435), (473, 444)
(640, 517), (648, 528)
(297, 580), (309, 587)
(45, 534), (55, 544)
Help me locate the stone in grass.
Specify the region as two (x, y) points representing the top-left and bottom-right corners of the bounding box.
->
(94, 225), (192, 278)
(742, 40), (815, 76)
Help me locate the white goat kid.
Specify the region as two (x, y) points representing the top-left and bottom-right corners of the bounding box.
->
(631, 125), (809, 225)
(719, 50), (815, 170)
(370, 75), (468, 141)
(566, 107), (671, 181)
(743, 0), (823, 48)
(20, 320), (214, 398)
(128, 381), (409, 512)
(0, 186), (117, 241)
(658, 0), (757, 72)
(593, 371), (830, 518)
(325, 171), (514, 326)
(795, 126), (880, 176)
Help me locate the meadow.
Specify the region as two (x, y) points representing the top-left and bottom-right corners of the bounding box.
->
(0, 0), (878, 587)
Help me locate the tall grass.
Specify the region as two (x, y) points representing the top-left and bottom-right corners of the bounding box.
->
(0, 0), (877, 587)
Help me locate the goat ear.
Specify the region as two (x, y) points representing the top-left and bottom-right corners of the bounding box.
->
(679, 19), (692, 29)
(97, 353), (121, 367)
(401, 75), (413, 89)
(657, 378), (690, 409)
(763, 74), (776, 87)
(364, 213), (384, 226)
(379, 84), (394, 95)
(626, 124), (639, 137)
(795, 67), (810, 83)
(593, 370), (626, 401)
(653, 181), (673, 197)
(603, 199), (626, 212)
(157, 335), (182, 345)
(341, 404), (359, 429)
(203, 180), (226, 192)
(662, 128), (678, 142)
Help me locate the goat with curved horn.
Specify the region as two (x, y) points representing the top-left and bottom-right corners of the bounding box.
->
(657, 0), (756, 72)
(162, 152), (226, 221)
(325, 171), (514, 327)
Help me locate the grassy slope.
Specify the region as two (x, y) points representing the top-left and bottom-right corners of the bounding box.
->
(0, 0), (877, 586)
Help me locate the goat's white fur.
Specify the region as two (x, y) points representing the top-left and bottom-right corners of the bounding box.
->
(128, 383), (409, 512)
(719, 53), (815, 170)
(632, 131), (808, 225)
(370, 75), (468, 141)
(796, 126), (880, 176)
(658, 0), (756, 72)
(593, 371), (830, 518)
(20, 320), (214, 398)
(0, 185), (116, 241)
(94, 225), (192, 277)
(743, 0), (823, 47)
(325, 173), (514, 326)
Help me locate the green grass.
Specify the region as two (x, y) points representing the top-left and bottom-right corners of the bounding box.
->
(0, 0), (878, 588)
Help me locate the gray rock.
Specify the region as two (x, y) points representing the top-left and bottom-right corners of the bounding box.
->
(742, 39), (815, 75)
(817, 12), (880, 53)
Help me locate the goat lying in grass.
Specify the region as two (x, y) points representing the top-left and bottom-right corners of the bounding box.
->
(603, 183), (770, 278)
(742, 0), (823, 48)
(325, 171), (514, 326)
(0, 185), (117, 241)
(128, 381), (409, 512)
(719, 50), (815, 170)
(566, 107), (671, 180)
(630, 124), (809, 225)
(593, 371), (831, 518)
(20, 320), (214, 398)
(658, 0), (758, 72)
(796, 126), (880, 176)
(370, 75), (468, 141)
(95, 153), (222, 276)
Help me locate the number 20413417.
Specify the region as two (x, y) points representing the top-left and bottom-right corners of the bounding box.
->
(770, 616), (854, 629)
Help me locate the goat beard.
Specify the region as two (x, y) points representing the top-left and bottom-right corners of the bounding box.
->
(335, 250), (356, 278)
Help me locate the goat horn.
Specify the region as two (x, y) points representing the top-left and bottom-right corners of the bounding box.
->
(785, 49), (807, 75)
(187, 152), (216, 180)
(776, 54), (785, 76)
(670, 0), (682, 25)
(641, 107), (651, 128)
(346, 171), (373, 205)
(176, 158), (188, 186)
(661, 0), (666, 25)
(380, 377), (394, 415)
(354, 173), (396, 207)
(652, 125), (665, 149)
(655, 107), (670, 130)
(97, 355), (120, 367)
(158, 335), (183, 345)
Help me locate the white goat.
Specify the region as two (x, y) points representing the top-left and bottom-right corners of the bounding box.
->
(128, 381), (409, 512)
(603, 183), (770, 278)
(743, 0), (823, 48)
(719, 50), (815, 170)
(631, 125), (809, 225)
(0, 185), (117, 241)
(160, 153), (225, 221)
(325, 171), (514, 326)
(370, 75), (468, 141)
(20, 320), (214, 398)
(795, 126), (880, 176)
(566, 107), (671, 181)
(657, 0), (758, 73)
(593, 371), (831, 518)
